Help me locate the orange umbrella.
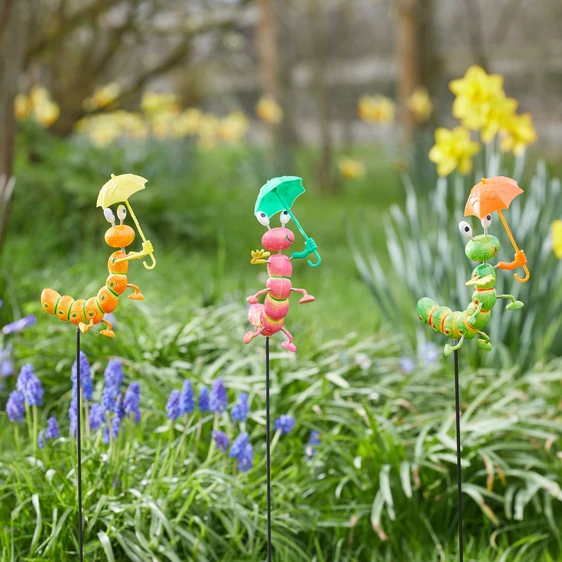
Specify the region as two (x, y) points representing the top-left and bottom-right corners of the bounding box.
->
(464, 176), (530, 283)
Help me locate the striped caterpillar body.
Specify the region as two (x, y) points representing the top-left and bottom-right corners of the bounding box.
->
(41, 250), (137, 337)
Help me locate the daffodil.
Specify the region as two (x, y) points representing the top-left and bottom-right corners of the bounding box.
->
(407, 87), (432, 122)
(338, 158), (365, 179)
(450, 65), (505, 130)
(171, 108), (203, 137)
(480, 96), (518, 144)
(429, 126), (480, 177)
(499, 112), (537, 155)
(552, 220), (562, 259)
(29, 86), (50, 107)
(141, 92), (179, 115)
(256, 95), (283, 124)
(150, 111), (175, 139)
(358, 95), (395, 124)
(198, 114), (219, 150)
(88, 116), (120, 147)
(33, 100), (60, 127)
(83, 83), (120, 111)
(219, 111), (249, 142)
(14, 94), (31, 120)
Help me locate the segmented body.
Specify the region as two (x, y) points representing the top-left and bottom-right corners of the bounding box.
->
(417, 264), (497, 340)
(248, 253), (292, 336)
(41, 251), (129, 326)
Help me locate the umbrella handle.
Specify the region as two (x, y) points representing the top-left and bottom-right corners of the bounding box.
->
(143, 253), (156, 270)
(308, 250), (321, 268)
(514, 264), (530, 283)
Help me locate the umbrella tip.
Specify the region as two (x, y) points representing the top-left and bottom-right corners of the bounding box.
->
(111, 173), (116, 179)
(481, 177), (486, 184)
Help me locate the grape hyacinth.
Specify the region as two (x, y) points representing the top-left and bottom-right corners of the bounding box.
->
(16, 364), (43, 406)
(231, 392), (249, 423)
(124, 383), (141, 423)
(38, 430), (45, 449)
(399, 356), (415, 374)
(212, 429), (230, 452)
(71, 351), (93, 400)
(210, 378), (227, 413)
(198, 386), (210, 412)
(89, 404), (105, 431)
(305, 431), (321, 458)
(6, 390), (25, 423)
(180, 380), (195, 416)
(0, 344), (14, 377)
(102, 358), (124, 413)
(238, 442), (254, 472)
(274, 414), (296, 436)
(166, 389), (181, 420)
(2, 314), (36, 335)
(68, 397), (78, 437)
(45, 416), (59, 440)
(230, 432), (249, 460)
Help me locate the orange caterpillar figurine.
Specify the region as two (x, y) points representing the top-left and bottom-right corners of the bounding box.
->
(41, 205), (153, 338)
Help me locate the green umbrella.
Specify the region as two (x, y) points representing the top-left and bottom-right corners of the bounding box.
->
(254, 176), (321, 267)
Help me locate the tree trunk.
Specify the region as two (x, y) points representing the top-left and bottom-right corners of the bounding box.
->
(396, 0), (422, 145)
(0, 0), (29, 252)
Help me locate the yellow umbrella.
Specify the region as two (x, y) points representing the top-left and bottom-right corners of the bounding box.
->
(97, 173), (156, 269)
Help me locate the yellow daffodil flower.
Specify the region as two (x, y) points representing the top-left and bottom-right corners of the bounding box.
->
(14, 94), (31, 120)
(34, 100), (60, 127)
(480, 96), (518, 144)
(29, 86), (50, 107)
(83, 83), (121, 111)
(358, 95), (395, 124)
(499, 112), (537, 155)
(552, 220), (562, 259)
(338, 157), (366, 179)
(256, 95), (283, 124)
(141, 92), (180, 115)
(450, 65), (505, 130)
(219, 111), (249, 142)
(429, 126), (480, 177)
(171, 108), (203, 138)
(407, 87), (432, 122)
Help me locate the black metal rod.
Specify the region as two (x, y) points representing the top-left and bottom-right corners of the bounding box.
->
(265, 337), (272, 562)
(76, 328), (84, 562)
(454, 345), (464, 562)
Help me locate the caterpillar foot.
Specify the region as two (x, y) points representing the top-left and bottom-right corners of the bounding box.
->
(477, 339), (493, 352)
(506, 301), (524, 310)
(100, 329), (115, 338)
(78, 322), (89, 334)
(282, 341), (297, 353)
(243, 331), (254, 344)
(128, 293), (144, 301)
(247, 296), (259, 305)
(444, 344), (453, 358)
(298, 295), (315, 304)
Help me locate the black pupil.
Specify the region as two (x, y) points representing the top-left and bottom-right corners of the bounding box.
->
(465, 227), (469, 232)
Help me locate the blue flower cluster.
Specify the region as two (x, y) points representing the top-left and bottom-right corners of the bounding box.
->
(7, 364), (45, 423)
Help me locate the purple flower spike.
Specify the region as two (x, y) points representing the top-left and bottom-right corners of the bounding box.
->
(180, 380), (194, 416)
(7, 390), (25, 423)
(124, 383), (141, 423)
(274, 414), (296, 436)
(231, 392), (249, 423)
(399, 356), (415, 374)
(45, 417), (59, 439)
(238, 443), (254, 472)
(229, 431), (249, 460)
(2, 314), (36, 335)
(17, 364), (43, 406)
(210, 378), (227, 413)
(213, 429), (230, 452)
(198, 386), (210, 413)
(166, 390), (180, 420)
(72, 351), (93, 400)
(89, 404), (105, 432)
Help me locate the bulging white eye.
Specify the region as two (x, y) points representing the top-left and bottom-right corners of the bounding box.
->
(104, 208), (115, 224)
(117, 205), (127, 221)
(256, 212), (270, 227)
(459, 221), (472, 238)
(481, 213), (492, 229)
(280, 210), (290, 225)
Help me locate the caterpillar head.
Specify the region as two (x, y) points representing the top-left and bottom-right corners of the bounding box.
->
(256, 211), (295, 252)
(459, 215), (500, 262)
(104, 206), (135, 248)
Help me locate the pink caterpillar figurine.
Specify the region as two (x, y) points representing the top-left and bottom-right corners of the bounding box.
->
(243, 210), (316, 352)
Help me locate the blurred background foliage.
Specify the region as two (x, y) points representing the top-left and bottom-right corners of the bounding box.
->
(1, 0), (562, 560)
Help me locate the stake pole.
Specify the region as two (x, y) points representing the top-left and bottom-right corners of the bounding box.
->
(265, 337), (272, 562)
(76, 328), (84, 562)
(454, 345), (464, 562)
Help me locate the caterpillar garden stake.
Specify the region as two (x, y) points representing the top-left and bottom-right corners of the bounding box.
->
(41, 174), (156, 338)
(244, 176), (320, 352)
(417, 176), (529, 357)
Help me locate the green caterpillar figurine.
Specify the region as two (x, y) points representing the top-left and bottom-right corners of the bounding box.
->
(417, 213), (527, 357)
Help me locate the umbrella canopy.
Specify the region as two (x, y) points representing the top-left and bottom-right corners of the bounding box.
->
(97, 173), (147, 209)
(464, 176), (529, 283)
(464, 176), (523, 219)
(254, 176), (305, 217)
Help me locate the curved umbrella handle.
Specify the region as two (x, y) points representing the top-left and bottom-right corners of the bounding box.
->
(307, 250), (321, 268)
(514, 264), (530, 283)
(143, 253), (156, 270)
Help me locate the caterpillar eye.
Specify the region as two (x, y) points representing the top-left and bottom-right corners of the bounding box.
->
(481, 214), (492, 230)
(256, 212), (270, 227)
(280, 210), (291, 226)
(459, 221), (473, 239)
(117, 205), (127, 222)
(104, 208), (116, 225)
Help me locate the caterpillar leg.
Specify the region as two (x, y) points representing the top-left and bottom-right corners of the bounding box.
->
(291, 287), (315, 304)
(100, 317), (115, 338)
(281, 327), (297, 353)
(498, 294), (524, 310)
(79, 319), (94, 334)
(468, 302), (483, 325)
(127, 283), (144, 301)
(243, 327), (264, 345)
(477, 331), (492, 352)
(444, 336), (465, 358)
(247, 288), (270, 305)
